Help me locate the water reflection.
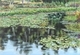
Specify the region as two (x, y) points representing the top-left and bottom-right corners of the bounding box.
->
(0, 28), (80, 55)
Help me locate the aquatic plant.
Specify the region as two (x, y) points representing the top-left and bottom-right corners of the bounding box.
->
(39, 35), (80, 50)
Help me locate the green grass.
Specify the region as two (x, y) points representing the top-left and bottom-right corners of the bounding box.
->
(0, 7), (76, 16)
(0, 13), (48, 27)
(64, 15), (80, 32)
(64, 15), (77, 21)
(66, 23), (80, 31)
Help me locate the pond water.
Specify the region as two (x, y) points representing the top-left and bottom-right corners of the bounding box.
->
(0, 34), (80, 55)
(0, 27), (80, 55)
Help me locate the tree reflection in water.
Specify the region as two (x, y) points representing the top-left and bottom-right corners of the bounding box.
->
(0, 37), (5, 50)
(0, 27), (80, 55)
(0, 34), (8, 50)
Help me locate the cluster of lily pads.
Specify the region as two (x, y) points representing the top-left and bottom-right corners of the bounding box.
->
(40, 36), (80, 50)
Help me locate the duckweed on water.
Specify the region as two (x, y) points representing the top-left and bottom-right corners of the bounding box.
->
(40, 36), (80, 50)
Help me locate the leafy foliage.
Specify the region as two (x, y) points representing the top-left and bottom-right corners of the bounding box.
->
(47, 11), (66, 25)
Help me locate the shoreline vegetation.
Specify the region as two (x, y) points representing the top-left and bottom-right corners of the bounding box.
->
(0, 7), (76, 16)
(0, 0), (80, 51)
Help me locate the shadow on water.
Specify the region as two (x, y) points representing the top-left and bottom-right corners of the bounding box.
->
(0, 27), (80, 55)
